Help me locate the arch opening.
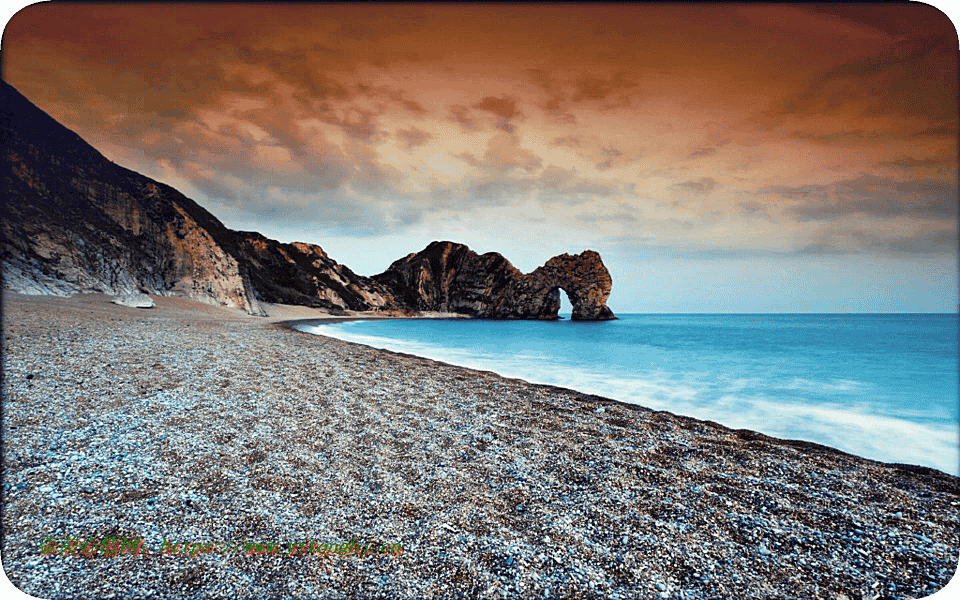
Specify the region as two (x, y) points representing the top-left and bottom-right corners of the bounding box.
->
(558, 287), (573, 319)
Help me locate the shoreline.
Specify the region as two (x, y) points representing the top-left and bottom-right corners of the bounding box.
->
(273, 314), (472, 329)
(2, 291), (958, 599)
(282, 312), (959, 479)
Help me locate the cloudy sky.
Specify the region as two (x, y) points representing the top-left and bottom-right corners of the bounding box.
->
(3, 3), (957, 312)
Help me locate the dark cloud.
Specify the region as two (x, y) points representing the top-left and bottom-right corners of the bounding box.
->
(456, 152), (481, 167)
(185, 168), (241, 205)
(737, 201), (768, 216)
(550, 112), (578, 125)
(130, 90), (414, 235)
(448, 105), (477, 130)
(794, 223), (958, 256)
(271, 189), (427, 237)
(539, 164), (575, 191)
(577, 210), (638, 225)
(800, 4), (953, 38)
(350, 83), (433, 121)
(794, 243), (856, 256)
(571, 179), (616, 196)
(790, 123), (957, 144)
(916, 122), (958, 137)
(344, 141), (405, 196)
(790, 130), (889, 144)
(881, 227), (957, 254)
(765, 33), (958, 125)
(688, 146), (717, 159)
(668, 218), (694, 231)
(538, 165), (623, 205)
(525, 68), (577, 123)
(446, 97), (523, 133)
(571, 71), (638, 104)
(466, 174), (537, 205)
(321, 109), (379, 141)
(236, 46), (350, 102)
(878, 156), (947, 169)
(396, 127), (432, 150)
(247, 110), (317, 160)
(595, 146), (625, 171)
(671, 248), (790, 259)
(761, 174), (959, 220)
(674, 230), (956, 258)
(136, 94), (359, 194)
(438, 160), (629, 210)
(673, 177), (717, 195)
(474, 96), (518, 119)
(479, 133), (542, 173)
(550, 136), (581, 148)
(185, 153), (423, 238)
(403, 99), (426, 115)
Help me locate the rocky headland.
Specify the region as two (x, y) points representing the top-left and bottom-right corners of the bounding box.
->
(1, 80), (615, 321)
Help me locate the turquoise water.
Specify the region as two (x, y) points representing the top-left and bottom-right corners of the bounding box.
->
(296, 314), (959, 475)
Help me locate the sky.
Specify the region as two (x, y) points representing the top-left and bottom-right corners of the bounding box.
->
(2, 3), (958, 313)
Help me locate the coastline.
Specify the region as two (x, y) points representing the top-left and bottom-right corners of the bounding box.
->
(2, 291), (957, 599)
(273, 313), (472, 329)
(285, 313), (960, 477)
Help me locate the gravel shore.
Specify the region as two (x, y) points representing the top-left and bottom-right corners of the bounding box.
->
(2, 292), (957, 599)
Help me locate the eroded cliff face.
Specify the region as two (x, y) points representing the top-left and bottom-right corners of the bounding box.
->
(230, 232), (398, 313)
(1, 79), (265, 315)
(373, 241), (616, 320)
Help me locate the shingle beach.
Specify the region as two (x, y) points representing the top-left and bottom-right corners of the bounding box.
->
(2, 292), (957, 599)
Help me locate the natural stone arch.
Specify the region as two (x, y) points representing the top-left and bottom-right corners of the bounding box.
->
(523, 251), (616, 320)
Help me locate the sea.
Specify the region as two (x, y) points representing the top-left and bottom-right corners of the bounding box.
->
(295, 314), (959, 476)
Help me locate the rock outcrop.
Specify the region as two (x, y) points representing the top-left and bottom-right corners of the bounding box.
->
(373, 241), (616, 320)
(111, 292), (155, 308)
(229, 232), (398, 313)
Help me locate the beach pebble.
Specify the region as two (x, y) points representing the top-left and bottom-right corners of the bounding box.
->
(2, 293), (957, 600)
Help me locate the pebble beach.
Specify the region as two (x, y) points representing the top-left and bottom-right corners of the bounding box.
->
(2, 291), (958, 599)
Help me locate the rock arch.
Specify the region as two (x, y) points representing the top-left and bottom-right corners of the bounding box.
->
(521, 251), (617, 320)
(374, 242), (617, 320)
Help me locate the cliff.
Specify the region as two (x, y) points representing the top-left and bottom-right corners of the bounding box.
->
(1, 81), (615, 319)
(0, 80), (393, 316)
(0, 79), (265, 315)
(373, 241), (616, 320)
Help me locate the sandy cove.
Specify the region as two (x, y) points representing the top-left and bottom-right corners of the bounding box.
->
(2, 292), (957, 599)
